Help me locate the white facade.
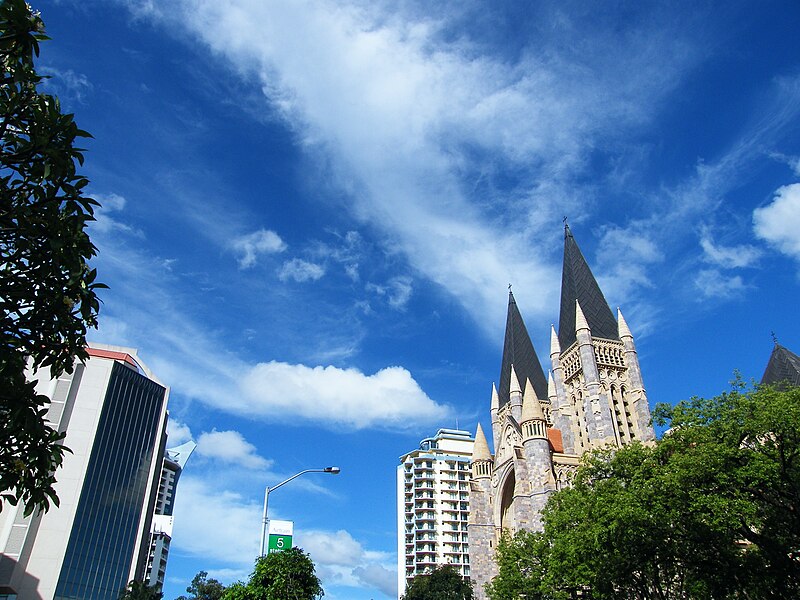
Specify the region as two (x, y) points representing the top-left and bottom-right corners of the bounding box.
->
(0, 344), (168, 600)
(396, 429), (474, 598)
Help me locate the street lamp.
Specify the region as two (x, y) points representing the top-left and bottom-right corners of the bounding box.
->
(259, 466), (341, 556)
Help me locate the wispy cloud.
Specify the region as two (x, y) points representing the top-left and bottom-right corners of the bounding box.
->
(694, 269), (748, 299)
(232, 229), (287, 268)
(40, 66), (93, 104)
(367, 275), (413, 310)
(113, 0), (707, 333)
(699, 230), (762, 269)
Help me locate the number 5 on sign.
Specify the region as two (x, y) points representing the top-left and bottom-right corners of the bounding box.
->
(267, 520), (293, 554)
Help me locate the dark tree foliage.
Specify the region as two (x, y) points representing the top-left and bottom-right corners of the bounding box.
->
(487, 382), (800, 600)
(221, 548), (324, 600)
(177, 571), (226, 600)
(402, 565), (473, 600)
(0, 0), (104, 514)
(118, 580), (163, 600)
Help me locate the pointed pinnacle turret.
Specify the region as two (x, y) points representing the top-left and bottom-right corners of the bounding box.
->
(491, 383), (499, 411)
(550, 324), (560, 356)
(509, 364), (522, 396)
(558, 225), (619, 349)
(521, 378), (545, 423)
(575, 300), (589, 332)
(548, 371), (556, 398)
(617, 307), (632, 339)
(472, 423), (492, 461)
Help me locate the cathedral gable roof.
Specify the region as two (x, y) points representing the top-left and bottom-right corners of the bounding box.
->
(558, 224), (619, 350)
(761, 343), (800, 387)
(498, 291), (548, 407)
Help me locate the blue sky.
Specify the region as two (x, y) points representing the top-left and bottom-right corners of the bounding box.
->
(34, 1), (800, 598)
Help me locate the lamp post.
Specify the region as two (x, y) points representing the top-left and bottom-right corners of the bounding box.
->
(259, 466), (341, 556)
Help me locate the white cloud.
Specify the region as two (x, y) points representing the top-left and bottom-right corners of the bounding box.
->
(239, 361), (451, 430)
(296, 529), (396, 598)
(753, 183), (800, 260)
(694, 269), (748, 299)
(195, 429), (272, 470)
(232, 229), (287, 268)
(172, 477), (262, 569)
(167, 419), (193, 445)
(699, 232), (762, 269)
(278, 258), (325, 282)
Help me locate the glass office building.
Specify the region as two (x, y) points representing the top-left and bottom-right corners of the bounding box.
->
(0, 345), (169, 600)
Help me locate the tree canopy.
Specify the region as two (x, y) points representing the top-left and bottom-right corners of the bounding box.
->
(177, 571), (226, 600)
(487, 382), (800, 600)
(402, 565), (473, 600)
(0, 0), (103, 514)
(222, 548), (324, 600)
(118, 581), (163, 600)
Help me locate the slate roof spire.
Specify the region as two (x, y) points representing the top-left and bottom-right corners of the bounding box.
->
(558, 224), (619, 350)
(761, 343), (800, 387)
(498, 291), (548, 408)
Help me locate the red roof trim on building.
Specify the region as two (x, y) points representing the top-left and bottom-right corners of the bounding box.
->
(86, 347), (139, 369)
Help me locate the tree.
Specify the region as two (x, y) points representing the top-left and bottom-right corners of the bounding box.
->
(402, 565), (473, 600)
(488, 382), (800, 600)
(118, 581), (163, 600)
(0, 0), (104, 514)
(221, 548), (324, 600)
(177, 571), (226, 600)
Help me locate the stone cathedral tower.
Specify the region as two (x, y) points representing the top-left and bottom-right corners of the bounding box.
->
(468, 225), (656, 598)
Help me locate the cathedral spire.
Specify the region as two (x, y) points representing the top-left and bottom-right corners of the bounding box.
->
(558, 224), (619, 350)
(498, 290), (548, 407)
(761, 342), (800, 387)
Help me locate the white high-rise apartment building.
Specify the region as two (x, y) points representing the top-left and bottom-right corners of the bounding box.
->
(396, 428), (474, 598)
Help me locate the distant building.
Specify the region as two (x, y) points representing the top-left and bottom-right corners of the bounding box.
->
(145, 440), (196, 589)
(397, 429), (474, 598)
(761, 342), (800, 387)
(0, 344), (169, 600)
(468, 225), (656, 598)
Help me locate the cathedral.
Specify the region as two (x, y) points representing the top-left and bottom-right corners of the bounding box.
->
(468, 225), (656, 597)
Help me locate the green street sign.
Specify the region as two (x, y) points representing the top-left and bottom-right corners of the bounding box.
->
(267, 520), (294, 554)
(267, 534), (292, 553)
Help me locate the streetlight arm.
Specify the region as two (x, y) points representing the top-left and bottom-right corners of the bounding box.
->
(268, 469), (322, 494)
(259, 467), (340, 557)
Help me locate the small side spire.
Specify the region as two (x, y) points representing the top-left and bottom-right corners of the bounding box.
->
(521, 378), (545, 423)
(491, 383), (499, 411)
(472, 423), (492, 461)
(575, 300), (590, 332)
(617, 307), (633, 339)
(550, 324), (560, 356)
(509, 364), (522, 396)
